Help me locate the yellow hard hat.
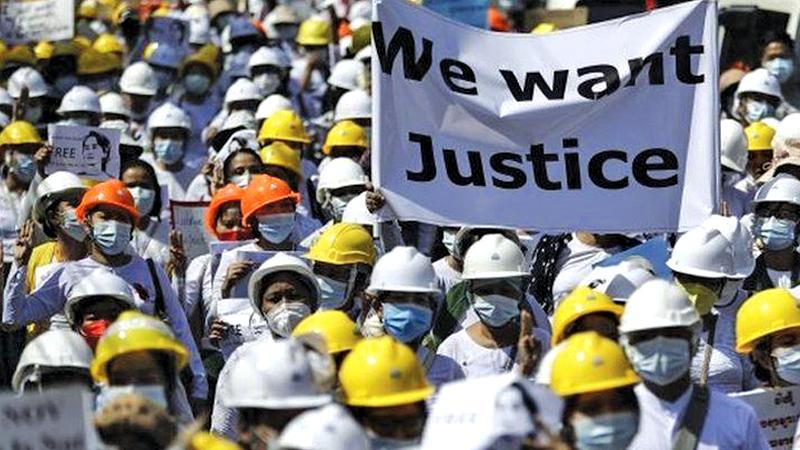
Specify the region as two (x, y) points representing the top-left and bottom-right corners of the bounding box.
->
(736, 288), (800, 353)
(258, 109), (311, 144)
(93, 33), (124, 55)
(292, 310), (363, 354)
(91, 311), (189, 384)
(78, 0), (98, 19)
(339, 336), (434, 407)
(305, 223), (377, 266)
(260, 142), (302, 177)
(745, 121), (775, 152)
(5, 45), (35, 67)
(78, 47), (122, 75)
(323, 120), (368, 155)
(179, 44), (220, 79)
(551, 331), (640, 397)
(188, 432), (241, 450)
(296, 18), (332, 46)
(531, 22), (558, 34)
(73, 36), (92, 52)
(551, 287), (622, 346)
(0, 121), (42, 146)
(0, 40), (7, 61)
(34, 41), (54, 60)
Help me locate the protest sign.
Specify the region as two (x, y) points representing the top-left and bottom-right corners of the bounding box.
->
(373, 0), (718, 233)
(0, 387), (99, 450)
(47, 125), (121, 181)
(216, 297), (268, 358)
(170, 201), (214, 261)
(146, 16), (190, 51)
(0, 0), (74, 44)
(730, 386), (800, 449)
(594, 236), (671, 279)
(424, 0), (489, 29)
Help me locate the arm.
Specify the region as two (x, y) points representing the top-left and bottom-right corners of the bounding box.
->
(3, 262), (66, 327)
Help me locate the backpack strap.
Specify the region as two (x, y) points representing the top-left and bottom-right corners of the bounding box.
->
(424, 281), (471, 353)
(146, 257), (169, 323)
(672, 384), (711, 450)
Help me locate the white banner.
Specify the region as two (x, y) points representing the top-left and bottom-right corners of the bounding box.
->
(47, 125), (120, 181)
(730, 386), (800, 449)
(0, 0), (74, 44)
(373, 0), (718, 233)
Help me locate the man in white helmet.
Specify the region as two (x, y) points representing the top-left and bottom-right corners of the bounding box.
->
(621, 279), (768, 449)
(12, 329), (93, 394)
(734, 68), (784, 126)
(141, 102), (196, 201)
(428, 234), (551, 385)
(720, 118), (753, 218)
(7, 67), (49, 125)
(55, 85), (102, 127)
(249, 46), (292, 99)
(743, 174), (800, 291)
(666, 219), (759, 394)
(119, 62), (159, 135)
(211, 338), (332, 444)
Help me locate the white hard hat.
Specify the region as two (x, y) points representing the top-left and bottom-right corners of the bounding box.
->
(316, 158), (369, 202)
(7, 67), (48, 99)
(56, 85), (101, 115)
(580, 259), (656, 303)
(278, 404), (369, 450)
(366, 246), (439, 295)
(753, 173), (800, 206)
(0, 87), (12, 107)
(33, 171), (86, 225)
(328, 59), (364, 91)
(65, 270), (137, 326)
(12, 329), (93, 393)
(773, 113), (800, 157)
(618, 279), (700, 334)
(334, 89), (371, 122)
(720, 118), (747, 173)
(341, 191), (396, 226)
(355, 45), (372, 64)
(702, 215), (755, 279)
(225, 77), (262, 105)
(256, 94), (293, 121)
(736, 68), (783, 101)
(666, 226), (736, 279)
(222, 338), (332, 410)
(348, 0), (371, 22)
(119, 62), (158, 96)
(248, 252), (319, 317)
(147, 102), (192, 133)
(462, 234), (528, 280)
(214, 129), (259, 167)
(266, 4), (300, 25)
(99, 92), (131, 118)
(248, 47), (291, 74)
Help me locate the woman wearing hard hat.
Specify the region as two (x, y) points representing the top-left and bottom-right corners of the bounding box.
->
(551, 332), (641, 450)
(64, 271), (137, 350)
(141, 102), (196, 201)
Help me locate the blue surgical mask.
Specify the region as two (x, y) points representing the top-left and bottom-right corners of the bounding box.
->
(128, 186), (156, 217)
(766, 57), (795, 84)
(572, 412), (639, 450)
(382, 302), (433, 343)
(153, 138), (185, 165)
(317, 275), (350, 310)
(755, 216), (797, 251)
(92, 220), (132, 256)
(61, 208), (88, 242)
(772, 344), (800, 385)
(624, 335), (690, 386)
(7, 152), (36, 184)
(96, 384), (168, 411)
(472, 293), (520, 328)
(256, 212), (295, 243)
(745, 99), (774, 123)
(184, 73), (211, 96)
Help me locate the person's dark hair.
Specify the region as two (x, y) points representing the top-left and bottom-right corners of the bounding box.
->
(84, 131), (112, 171)
(761, 30), (795, 53)
(120, 158), (163, 218)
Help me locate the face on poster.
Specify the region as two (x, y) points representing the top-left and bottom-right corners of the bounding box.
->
(47, 125), (121, 181)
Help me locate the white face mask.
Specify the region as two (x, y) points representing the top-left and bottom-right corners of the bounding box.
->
(327, 194), (356, 222)
(265, 301), (311, 338)
(230, 171), (252, 188)
(772, 344), (800, 385)
(253, 73), (282, 97)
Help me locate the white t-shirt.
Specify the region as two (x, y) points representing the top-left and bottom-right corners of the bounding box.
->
(131, 218), (170, 265)
(140, 153), (197, 201)
(629, 384), (769, 450)
(690, 308), (758, 394)
(0, 183), (23, 263)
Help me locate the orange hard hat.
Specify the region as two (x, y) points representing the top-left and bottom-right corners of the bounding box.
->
(76, 179), (140, 224)
(488, 7), (509, 32)
(205, 183), (244, 238)
(241, 175), (300, 224)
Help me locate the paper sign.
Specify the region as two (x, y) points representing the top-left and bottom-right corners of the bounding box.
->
(424, 0), (490, 28)
(146, 16), (190, 52)
(216, 297), (268, 358)
(0, 387), (99, 450)
(170, 201), (214, 261)
(594, 236), (671, 279)
(47, 125), (120, 181)
(374, 0), (719, 233)
(730, 386), (800, 449)
(0, 0), (74, 44)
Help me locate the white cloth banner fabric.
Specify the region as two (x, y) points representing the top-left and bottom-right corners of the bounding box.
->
(373, 0), (718, 233)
